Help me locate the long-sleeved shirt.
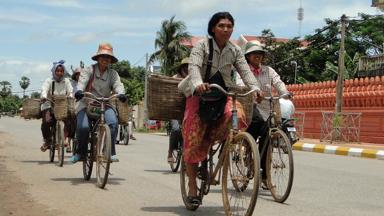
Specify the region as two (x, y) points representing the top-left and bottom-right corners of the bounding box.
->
(40, 77), (73, 111)
(76, 63), (125, 113)
(237, 64), (288, 121)
(178, 37), (260, 96)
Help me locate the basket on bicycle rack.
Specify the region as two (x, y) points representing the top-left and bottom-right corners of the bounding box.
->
(147, 74), (185, 121)
(228, 86), (254, 125)
(53, 95), (68, 121)
(114, 99), (130, 125)
(22, 99), (41, 119)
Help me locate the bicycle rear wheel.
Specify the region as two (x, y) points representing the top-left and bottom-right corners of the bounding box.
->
(180, 156), (205, 211)
(222, 132), (260, 216)
(56, 121), (65, 167)
(169, 130), (182, 172)
(121, 125), (129, 145)
(265, 128), (294, 203)
(83, 136), (94, 181)
(96, 124), (111, 189)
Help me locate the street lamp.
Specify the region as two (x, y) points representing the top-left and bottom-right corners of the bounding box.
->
(290, 61), (298, 84)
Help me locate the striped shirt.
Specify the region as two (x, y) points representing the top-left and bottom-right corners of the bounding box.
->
(179, 37), (260, 96)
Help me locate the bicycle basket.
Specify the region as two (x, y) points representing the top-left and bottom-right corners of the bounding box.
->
(53, 95), (68, 120)
(229, 86), (254, 125)
(114, 99), (130, 125)
(147, 74), (185, 121)
(86, 101), (102, 120)
(273, 99), (282, 125)
(22, 99), (41, 119)
(67, 97), (75, 117)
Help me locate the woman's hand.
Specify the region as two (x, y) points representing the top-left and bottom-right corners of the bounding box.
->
(253, 90), (264, 103)
(195, 83), (210, 95)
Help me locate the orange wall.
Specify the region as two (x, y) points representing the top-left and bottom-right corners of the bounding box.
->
(288, 76), (384, 144)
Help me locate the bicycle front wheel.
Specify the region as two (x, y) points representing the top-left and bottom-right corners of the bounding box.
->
(222, 132), (260, 216)
(265, 128), (294, 203)
(83, 136), (94, 181)
(96, 124), (111, 189)
(49, 125), (56, 163)
(169, 130), (182, 172)
(122, 125), (129, 145)
(56, 121), (65, 167)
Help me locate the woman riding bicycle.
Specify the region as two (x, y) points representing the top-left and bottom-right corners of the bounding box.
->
(40, 60), (73, 151)
(242, 40), (289, 187)
(178, 12), (262, 205)
(70, 42), (127, 163)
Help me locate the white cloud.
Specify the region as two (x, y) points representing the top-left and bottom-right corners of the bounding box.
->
(0, 10), (51, 25)
(0, 58), (51, 95)
(39, 0), (83, 8)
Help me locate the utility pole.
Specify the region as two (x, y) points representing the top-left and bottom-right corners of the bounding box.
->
(335, 14), (346, 113)
(144, 53), (149, 122)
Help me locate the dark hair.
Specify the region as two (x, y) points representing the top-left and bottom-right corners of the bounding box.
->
(207, 12), (234, 37)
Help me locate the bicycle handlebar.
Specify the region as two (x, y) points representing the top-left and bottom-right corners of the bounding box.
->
(83, 92), (119, 102)
(208, 84), (258, 97)
(263, 92), (292, 101)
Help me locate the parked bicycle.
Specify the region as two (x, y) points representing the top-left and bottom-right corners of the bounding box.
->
(180, 84), (260, 216)
(117, 124), (129, 145)
(258, 93), (294, 203)
(81, 92), (118, 189)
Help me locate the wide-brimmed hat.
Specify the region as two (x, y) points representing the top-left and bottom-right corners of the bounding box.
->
(91, 42), (118, 63)
(180, 57), (190, 66)
(244, 40), (266, 55)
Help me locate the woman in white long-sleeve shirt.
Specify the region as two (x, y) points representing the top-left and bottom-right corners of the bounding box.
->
(40, 60), (73, 151)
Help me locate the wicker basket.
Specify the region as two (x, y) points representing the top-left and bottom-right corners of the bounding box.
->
(53, 96), (68, 121)
(115, 100), (130, 125)
(22, 99), (41, 119)
(273, 99), (282, 125)
(229, 86), (254, 125)
(147, 74), (185, 121)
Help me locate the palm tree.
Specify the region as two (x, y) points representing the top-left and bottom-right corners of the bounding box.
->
(19, 76), (30, 98)
(149, 16), (191, 76)
(0, 81), (12, 98)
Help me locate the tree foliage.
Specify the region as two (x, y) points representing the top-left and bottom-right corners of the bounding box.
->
(149, 15), (191, 76)
(0, 81), (12, 98)
(262, 13), (384, 84)
(19, 76), (30, 98)
(112, 60), (145, 106)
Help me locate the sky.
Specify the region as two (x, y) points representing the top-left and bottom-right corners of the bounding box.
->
(0, 0), (382, 96)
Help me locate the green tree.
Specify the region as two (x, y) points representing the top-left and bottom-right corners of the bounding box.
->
(30, 92), (41, 99)
(0, 94), (22, 113)
(19, 76), (30, 98)
(0, 81), (12, 98)
(112, 61), (145, 105)
(149, 16), (191, 76)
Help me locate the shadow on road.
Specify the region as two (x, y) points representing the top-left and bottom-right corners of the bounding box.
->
(141, 205), (225, 216)
(143, 169), (177, 175)
(19, 160), (54, 165)
(50, 177), (126, 186)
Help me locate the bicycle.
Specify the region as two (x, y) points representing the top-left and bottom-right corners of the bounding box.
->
(81, 92), (118, 189)
(180, 84), (260, 216)
(168, 121), (182, 172)
(46, 95), (72, 167)
(258, 93), (294, 203)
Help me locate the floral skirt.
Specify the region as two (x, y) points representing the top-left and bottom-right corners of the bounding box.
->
(182, 96), (248, 164)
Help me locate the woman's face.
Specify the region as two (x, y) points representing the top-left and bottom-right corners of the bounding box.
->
(55, 66), (64, 78)
(97, 54), (112, 70)
(212, 18), (233, 42)
(247, 52), (264, 67)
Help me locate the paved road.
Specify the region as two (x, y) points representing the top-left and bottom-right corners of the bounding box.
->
(0, 116), (383, 216)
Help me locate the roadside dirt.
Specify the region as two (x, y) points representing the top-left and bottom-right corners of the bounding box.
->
(0, 132), (55, 216)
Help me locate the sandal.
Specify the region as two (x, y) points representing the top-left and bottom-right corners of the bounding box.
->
(186, 196), (201, 205)
(66, 145), (72, 153)
(40, 144), (49, 152)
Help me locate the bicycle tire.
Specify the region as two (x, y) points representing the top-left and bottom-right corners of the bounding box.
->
(122, 125), (129, 145)
(56, 121), (65, 167)
(265, 128), (294, 203)
(83, 136), (94, 181)
(169, 130), (182, 172)
(96, 124), (111, 189)
(180, 155), (204, 211)
(49, 125), (56, 163)
(222, 132), (260, 216)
